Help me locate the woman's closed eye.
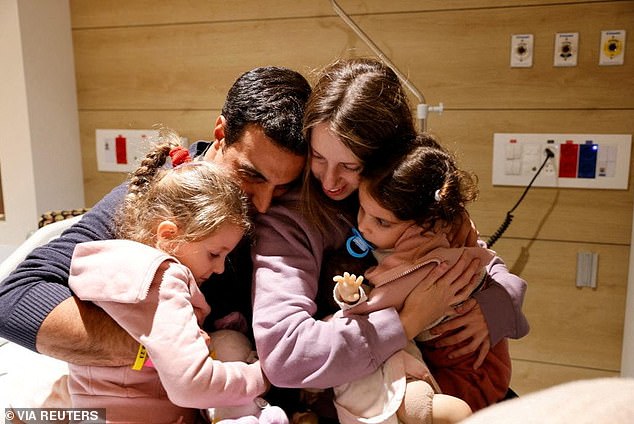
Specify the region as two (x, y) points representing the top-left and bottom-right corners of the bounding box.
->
(342, 163), (362, 173)
(311, 150), (325, 161)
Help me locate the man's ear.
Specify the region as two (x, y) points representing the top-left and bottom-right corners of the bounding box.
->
(157, 220), (179, 243)
(213, 115), (226, 144)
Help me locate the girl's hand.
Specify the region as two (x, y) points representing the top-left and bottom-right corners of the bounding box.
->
(333, 272), (364, 303)
(430, 298), (490, 369)
(400, 254), (481, 340)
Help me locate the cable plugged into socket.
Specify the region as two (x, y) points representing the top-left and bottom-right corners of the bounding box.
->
(543, 146), (557, 176)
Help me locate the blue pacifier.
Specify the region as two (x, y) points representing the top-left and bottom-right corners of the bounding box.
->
(346, 227), (374, 258)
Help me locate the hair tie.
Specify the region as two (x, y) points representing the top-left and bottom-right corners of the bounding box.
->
(169, 146), (192, 167)
(434, 189), (441, 202)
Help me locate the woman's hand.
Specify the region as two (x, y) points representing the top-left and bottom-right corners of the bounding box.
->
(399, 254), (482, 340)
(429, 298), (490, 369)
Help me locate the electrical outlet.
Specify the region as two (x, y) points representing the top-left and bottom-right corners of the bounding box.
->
(599, 30), (626, 65)
(543, 145), (558, 176)
(510, 34), (534, 68)
(96, 129), (159, 172)
(492, 133), (632, 189)
(554, 32), (579, 67)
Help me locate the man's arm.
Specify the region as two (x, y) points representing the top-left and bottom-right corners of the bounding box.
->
(37, 296), (137, 366)
(0, 184), (136, 364)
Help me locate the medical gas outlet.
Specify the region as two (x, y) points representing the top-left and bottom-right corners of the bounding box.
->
(599, 30), (626, 66)
(492, 133), (631, 189)
(554, 33), (579, 67)
(510, 34), (534, 68)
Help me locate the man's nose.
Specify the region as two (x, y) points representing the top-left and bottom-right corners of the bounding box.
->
(251, 185), (275, 213)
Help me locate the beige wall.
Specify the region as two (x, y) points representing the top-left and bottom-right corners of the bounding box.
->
(69, 0), (634, 394)
(0, 0), (83, 246)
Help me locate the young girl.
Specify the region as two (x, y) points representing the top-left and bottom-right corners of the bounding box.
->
(332, 134), (513, 423)
(67, 129), (285, 424)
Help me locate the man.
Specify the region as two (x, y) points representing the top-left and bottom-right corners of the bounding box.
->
(0, 66), (310, 366)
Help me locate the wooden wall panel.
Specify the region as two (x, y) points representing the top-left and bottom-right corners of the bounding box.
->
(510, 359), (620, 395)
(497, 239), (627, 370)
(358, 3), (634, 110)
(69, 0), (615, 28)
(70, 0), (634, 396)
(72, 19), (362, 110)
(72, 1), (634, 110)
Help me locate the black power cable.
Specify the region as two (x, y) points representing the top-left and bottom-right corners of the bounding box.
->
(487, 148), (555, 248)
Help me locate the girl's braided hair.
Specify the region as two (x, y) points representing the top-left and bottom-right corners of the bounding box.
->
(115, 128), (251, 255)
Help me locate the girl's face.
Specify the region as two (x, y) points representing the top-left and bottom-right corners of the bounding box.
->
(357, 180), (415, 250)
(171, 223), (244, 284)
(310, 122), (363, 201)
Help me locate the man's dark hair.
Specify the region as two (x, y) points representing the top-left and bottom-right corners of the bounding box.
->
(222, 66), (311, 156)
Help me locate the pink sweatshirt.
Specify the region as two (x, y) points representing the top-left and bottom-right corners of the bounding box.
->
(343, 224), (514, 410)
(68, 240), (267, 424)
(350, 224), (495, 317)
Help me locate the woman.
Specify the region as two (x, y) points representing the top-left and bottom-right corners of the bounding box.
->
(251, 58), (528, 400)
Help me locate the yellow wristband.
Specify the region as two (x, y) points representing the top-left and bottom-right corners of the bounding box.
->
(132, 343), (148, 370)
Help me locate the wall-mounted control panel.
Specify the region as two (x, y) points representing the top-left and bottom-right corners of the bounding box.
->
(599, 29), (626, 66)
(96, 129), (160, 173)
(96, 129), (190, 173)
(554, 32), (579, 67)
(492, 133), (631, 189)
(510, 34), (534, 67)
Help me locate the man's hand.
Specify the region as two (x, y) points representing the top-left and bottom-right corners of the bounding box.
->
(429, 298), (490, 369)
(37, 297), (138, 366)
(333, 272), (364, 303)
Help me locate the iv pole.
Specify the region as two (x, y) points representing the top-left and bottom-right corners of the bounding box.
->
(330, 0), (443, 132)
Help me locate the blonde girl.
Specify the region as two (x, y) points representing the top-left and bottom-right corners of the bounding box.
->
(67, 129), (284, 424)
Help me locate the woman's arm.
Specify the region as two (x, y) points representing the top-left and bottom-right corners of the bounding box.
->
(251, 200), (408, 389)
(474, 255), (529, 344)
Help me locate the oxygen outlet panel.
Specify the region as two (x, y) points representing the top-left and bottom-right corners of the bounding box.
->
(510, 34), (534, 68)
(599, 30), (626, 66)
(554, 32), (579, 67)
(492, 133), (631, 189)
